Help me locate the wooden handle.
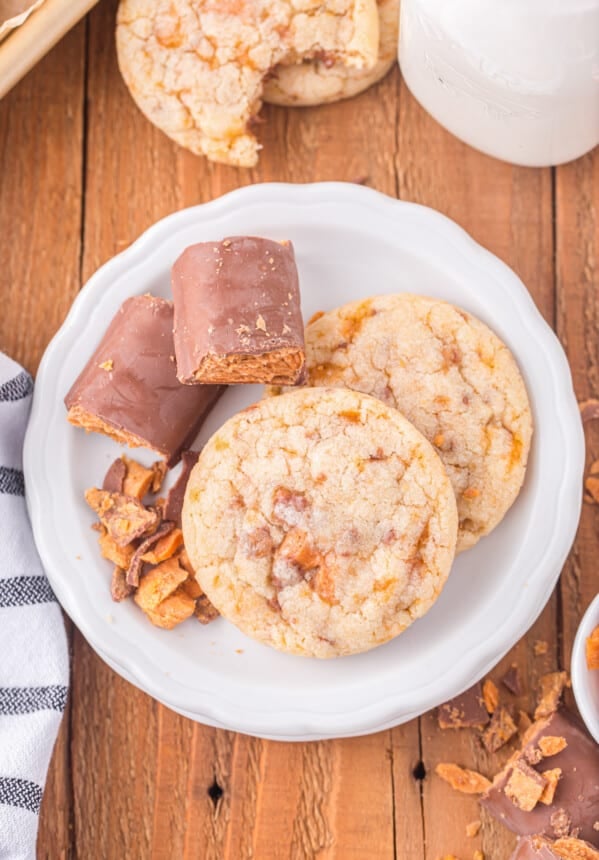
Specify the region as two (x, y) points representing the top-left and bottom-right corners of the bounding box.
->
(0, 0), (99, 99)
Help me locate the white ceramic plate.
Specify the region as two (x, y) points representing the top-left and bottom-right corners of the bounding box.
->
(571, 593), (599, 744)
(24, 183), (584, 741)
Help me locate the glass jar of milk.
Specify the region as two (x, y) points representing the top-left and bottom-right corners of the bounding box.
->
(398, 0), (599, 166)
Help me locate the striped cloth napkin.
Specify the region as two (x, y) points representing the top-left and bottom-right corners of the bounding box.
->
(0, 354), (68, 859)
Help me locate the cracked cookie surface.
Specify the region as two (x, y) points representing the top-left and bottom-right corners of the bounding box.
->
(263, 0), (398, 107)
(116, 0), (379, 166)
(269, 295), (533, 551)
(183, 387), (457, 658)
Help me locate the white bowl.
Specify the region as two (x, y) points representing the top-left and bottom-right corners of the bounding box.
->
(572, 593), (599, 744)
(24, 182), (584, 740)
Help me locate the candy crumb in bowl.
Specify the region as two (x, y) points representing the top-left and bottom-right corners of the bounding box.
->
(571, 592), (599, 744)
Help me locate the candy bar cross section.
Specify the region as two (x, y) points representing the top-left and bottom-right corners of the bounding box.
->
(65, 294), (224, 465)
(172, 237), (305, 385)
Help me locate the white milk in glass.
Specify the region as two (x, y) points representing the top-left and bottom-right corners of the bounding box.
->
(399, 0), (599, 166)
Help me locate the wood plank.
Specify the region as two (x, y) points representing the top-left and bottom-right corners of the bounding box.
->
(395, 82), (557, 860)
(71, 643), (159, 856)
(71, 2), (173, 857)
(555, 149), (599, 705)
(37, 702), (72, 860)
(75, 3), (402, 855)
(0, 22), (85, 373)
(0, 21), (85, 860)
(389, 722), (426, 860)
(149, 707), (195, 859)
(181, 728), (239, 860)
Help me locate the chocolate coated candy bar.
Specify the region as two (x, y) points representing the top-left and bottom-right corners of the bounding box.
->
(481, 709), (599, 845)
(437, 681), (490, 729)
(65, 295), (224, 465)
(162, 449), (200, 526)
(172, 237), (305, 384)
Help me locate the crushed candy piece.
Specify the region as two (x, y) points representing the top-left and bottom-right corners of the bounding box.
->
(98, 527), (135, 569)
(466, 821), (481, 838)
(103, 458), (127, 493)
(534, 641), (549, 656)
(584, 476), (599, 504)
(585, 626), (599, 671)
(85, 488), (160, 546)
(194, 592), (220, 625)
(482, 679), (499, 714)
(437, 682), (490, 729)
(502, 665), (522, 696)
(178, 548), (195, 576)
(539, 736), (568, 757)
(551, 809), (573, 839)
(110, 566), (134, 602)
(150, 460), (167, 493)
(435, 763), (491, 795)
(523, 745), (543, 766)
(553, 838), (599, 860)
(535, 672), (570, 720)
(140, 528), (183, 565)
(126, 522), (175, 587)
(181, 575), (202, 600)
(505, 761), (548, 812)
(143, 586), (196, 630)
(122, 457), (158, 499)
(482, 706), (518, 753)
(539, 768), (562, 805)
(134, 556), (188, 613)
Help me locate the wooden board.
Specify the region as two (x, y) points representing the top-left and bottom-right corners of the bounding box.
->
(0, 1), (596, 857)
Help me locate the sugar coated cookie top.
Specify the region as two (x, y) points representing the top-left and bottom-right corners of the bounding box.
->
(116, 0), (378, 166)
(275, 294), (533, 551)
(183, 386), (457, 658)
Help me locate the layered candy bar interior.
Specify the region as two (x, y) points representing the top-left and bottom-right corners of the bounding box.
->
(172, 236), (305, 385)
(65, 294), (224, 465)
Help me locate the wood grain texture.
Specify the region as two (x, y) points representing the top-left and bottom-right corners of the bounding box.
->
(556, 149), (599, 709)
(0, 18), (84, 373)
(0, 19), (85, 860)
(0, 1), (591, 857)
(394, 77), (559, 860)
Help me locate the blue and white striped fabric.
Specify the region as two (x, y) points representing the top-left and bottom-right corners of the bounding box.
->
(0, 354), (68, 860)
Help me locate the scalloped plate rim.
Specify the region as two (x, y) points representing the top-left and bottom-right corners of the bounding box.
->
(24, 182), (584, 739)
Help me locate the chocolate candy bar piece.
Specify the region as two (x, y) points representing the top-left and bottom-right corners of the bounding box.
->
(162, 449), (200, 526)
(103, 458), (127, 493)
(437, 681), (490, 729)
(65, 295), (224, 465)
(172, 237), (305, 385)
(502, 664), (523, 696)
(481, 709), (599, 845)
(510, 836), (560, 859)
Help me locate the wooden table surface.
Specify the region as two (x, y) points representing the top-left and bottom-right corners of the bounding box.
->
(1, 2), (597, 857)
